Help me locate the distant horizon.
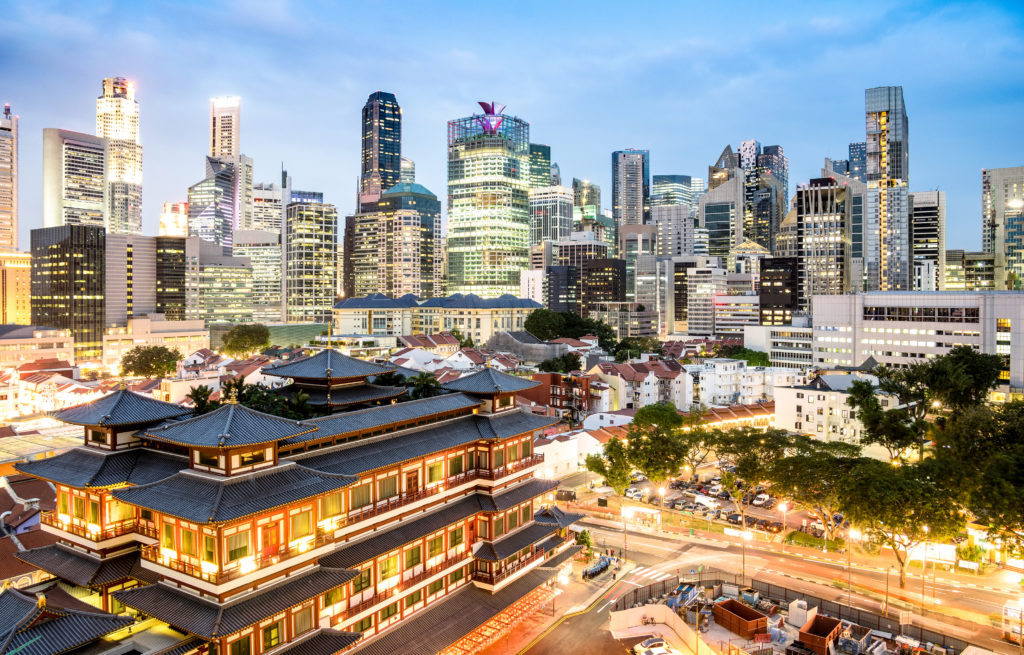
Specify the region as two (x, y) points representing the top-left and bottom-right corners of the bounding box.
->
(4, 1), (1023, 251)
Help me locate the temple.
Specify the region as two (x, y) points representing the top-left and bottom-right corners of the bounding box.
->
(263, 349), (408, 412)
(11, 361), (583, 655)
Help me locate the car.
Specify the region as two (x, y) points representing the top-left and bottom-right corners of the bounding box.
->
(727, 513), (743, 525)
(717, 491), (732, 501)
(708, 484), (723, 495)
(648, 496), (662, 506)
(711, 476), (722, 484)
(752, 493), (771, 507)
(755, 518), (771, 531)
(744, 516), (758, 527)
(630, 472), (648, 483)
(809, 519), (826, 531)
(741, 493), (753, 505)
(762, 498), (777, 509)
(706, 508), (722, 520)
(694, 505), (709, 516)
(767, 521), (784, 533)
(669, 480), (687, 489)
(722, 464), (737, 473)
(625, 487), (644, 500)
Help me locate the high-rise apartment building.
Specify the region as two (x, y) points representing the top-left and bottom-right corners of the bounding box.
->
(31, 225), (106, 361)
(982, 166), (1024, 289)
(155, 236), (187, 321)
(865, 85), (910, 290)
(529, 186), (573, 247)
(572, 178), (601, 208)
(359, 91), (401, 211)
(687, 267), (727, 335)
(209, 96), (241, 158)
(611, 149), (650, 226)
(657, 255), (720, 334)
(795, 178), (853, 310)
(529, 144), (552, 188)
(285, 202), (337, 322)
(909, 190), (946, 291)
(446, 102), (530, 296)
(42, 129), (109, 229)
(848, 142), (867, 183)
(96, 77), (142, 234)
(104, 234), (157, 326)
(0, 251), (31, 324)
(0, 104), (17, 250)
(233, 230), (284, 323)
(187, 157), (236, 249)
(158, 201), (188, 237)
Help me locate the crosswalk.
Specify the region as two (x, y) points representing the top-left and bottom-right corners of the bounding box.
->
(627, 565), (676, 584)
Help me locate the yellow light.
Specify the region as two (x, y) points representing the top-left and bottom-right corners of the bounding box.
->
(849, 528), (862, 541)
(239, 556), (257, 574)
(87, 523), (100, 534)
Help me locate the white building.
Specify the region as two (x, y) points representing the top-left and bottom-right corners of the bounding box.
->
(102, 314), (210, 373)
(41, 129), (108, 229)
(743, 324), (814, 369)
(96, 77), (142, 234)
(683, 358), (803, 407)
(209, 96), (241, 158)
(652, 204), (694, 257)
(528, 186), (573, 247)
(713, 293), (760, 336)
(687, 267), (727, 335)
(519, 269), (545, 305)
(0, 104), (17, 251)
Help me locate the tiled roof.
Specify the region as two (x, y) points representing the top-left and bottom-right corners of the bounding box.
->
(294, 394), (481, 445)
(113, 566), (358, 639)
(111, 463), (358, 524)
(543, 544), (583, 568)
(0, 532), (59, 581)
(274, 383), (406, 407)
(0, 585), (133, 655)
(50, 388), (192, 427)
(534, 505), (585, 529)
(144, 403), (314, 448)
(15, 448), (188, 489)
(479, 479), (558, 512)
(505, 330), (542, 344)
(16, 545), (141, 588)
(16, 358), (72, 372)
(549, 337), (589, 348)
(150, 637), (208, 655)
(273, 629), (362, 654)
(440, 368), (539, 394)
(335, 293), (541, 311)
(473, 523), (557, 561)
(350, 568), (556, 655)
(263, 349), (395, 381)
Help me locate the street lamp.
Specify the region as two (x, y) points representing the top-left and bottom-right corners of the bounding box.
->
(847, 528), (861, 611)
(778, 501), (789, 552)
(921, 526), (930, 611)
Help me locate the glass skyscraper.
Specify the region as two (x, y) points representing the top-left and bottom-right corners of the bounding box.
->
(529, 186), (573, 247)
(360, 91), (401, 211)
(848, 142), (867, 183)
(865, 85), (910, 290)
(652, 175), (692, 208)
(572, 178), (601, 208)
(285, 203), (337, 322)
(612, 149), (650, 226)
(446, 102), (530, 297)
(96, 77), (142, 234)
(187, 157), (236, 250)
(529, 143), (551, 188)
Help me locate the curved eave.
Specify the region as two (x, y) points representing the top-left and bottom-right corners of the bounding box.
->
(142, 425), (319, 450)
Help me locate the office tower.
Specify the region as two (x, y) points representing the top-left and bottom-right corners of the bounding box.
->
(529, 144), (551, 188)
(187, 158), (236, 249)
(0, 104), (17, 250)
(909, 190), (946, 290)
(31, 225), (105, 361)
(652, 175), (692, 208)
(945, 250), (996, 291)
(554, 235), (610, 267)
(233, 230), (284, 322)
(823, 159), (868, 291)
(519, 268), (545, 304)
(42, 129), (109, 229)
(620, 224), (657, 302)
(709, 145), (740, 186)
(982, 166), (1024, 289)
(759, 256), (799, 326)
(359, 91), (401, 211)
(352, 182), (442, 298)
(573, 205), (617, 255)
(104, 234), (156, 326)
(795, 178), (853, 310)
(529, 186), (573, 247)
(158, 201), (188, 237)
(687, 267), (727, 335)
(848, 142), (867, 183)
(186, 237), (253, 327)
(865, 86), (910, 290)
(285, 202), (337, 322)
(581, 258), (626, 317)
(652, 204), (694, 257)
(730, 141), (787, 252)
(550, 162), (561, 186)
(611, 149), (650, 226)
(656, 255), (719, 334)
(446, 102), (530, 296)
(757, 145), (789, 208)
(698, 171), (743, 259)
(545, 265), (579, 314)
(0, 251), (31, 324)
(95, 77), (142, 234)
(291, 188), (323, 204)
(729, 239), (770, 287)
(252, 182), (288, 233)
(209, 96), (241, 158)
(400, 156), (415, 183)
(155, 237), (187, 320)
(573, 178), (601, 208)
(830, 159), (851, 175)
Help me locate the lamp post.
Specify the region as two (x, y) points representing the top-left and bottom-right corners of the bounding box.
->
(921, 526), (930, 611)
(847, 528), (861, 611)
(778, 502), (789, 552)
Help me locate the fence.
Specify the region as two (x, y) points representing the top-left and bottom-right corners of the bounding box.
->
(612, 575), (680, 612)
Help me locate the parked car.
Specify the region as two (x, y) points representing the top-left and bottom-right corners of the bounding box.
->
(716, 491), (732, 501)
(809, 519), (826, 531)
(752, 493), (771, 506)
(762, 498), (777, 509)
(669, 480), (687, 489)
(625, 487), (644, 500)
(767, 521), (784, 533)
(727, 513), (743, 525)
(705, 509), (722, 520)
(711, 476), (722, 484)
(755, 518), (771, 531)
(648, 496), (662, 506)
(630, 472), (648, 483)
(708, 484), (723, 495)
(722, 464), (737, 473)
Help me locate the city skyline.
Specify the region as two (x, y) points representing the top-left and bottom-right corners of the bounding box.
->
(3, 1), (1023, 252)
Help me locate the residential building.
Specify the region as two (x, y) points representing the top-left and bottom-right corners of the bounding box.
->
(187, 237), (253, 327)
(95, 77), (142, 234)
(743, 323), (814, 369)
(285, 202), (338, 323)
(233, 230), (283, 323)
(687, 267), (727, 335)
(652, 204), (694, 257)
(683, 358), (802, 407)
(446, 103), (530, 296)
(158, 201), (188, 237)
(187, 157), (236, 249)
(334, 293), (540, 345)
(529, 144), (551, 188)
(945, 250), (996, 291)
(529, 186), (573, 247)
(0, 103), (17, 250)
(30, 225), (105, 362)
(589, 302), (657, 339)
(759, 256), (799, 325)
(910, 190), (946, 290)
(102, 314), (209, 372)
(981, 166), (1024, 289)
(517, 372), (601, 422)
(590, 358), (687, 410)
(811, 291), (1024, 389)
(572, 178), (600, 208)
(620, 224), (657, 302)
(41, 129), (108, 229)
(865, 86), (911, 290)
(0, 325), (74, 369)
(359, 91), (402, 211)
(209, 96), (241, 158)
(713, 294), (760, 336)
(155, 236), (187, 321)
(0, 251), (30, 324)
(795, 178), (854, 310)
(580, 258), (627, 317)
(104, 233), (156, 326)
(611, 149), (650, 226)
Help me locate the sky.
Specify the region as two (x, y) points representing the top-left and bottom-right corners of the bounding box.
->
(3, 0), (1024, 251)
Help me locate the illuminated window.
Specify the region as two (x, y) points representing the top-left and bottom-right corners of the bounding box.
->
(379, 602), (398, 621)
(449, 455), (463, 476)
(198, 451), (219, 467)
(352, 568), (372, 593)
(291, 511), (312, 539)
(428, 536), (443, 558)
(355, 616), (372, 632)
(58, 492), (68, 515)
(321, 492), (343, 517)
(324, 587), (343, 607)
(381, 556), (398, 579)
(494, 449), (505, 468)
(351, 484), (372, 509)
(229, 636), (251, 655)
(429, 579), (444, 595)
(378, 475), (398, 499)
(405, 590), (422, 608)
(227, 532), (249, 561)
(450, 527), (463, 547)
(203, 535), (216, 563)
(450, 568), (464, 584)
(427, 462), (443, 483)
(162, 524), (174, 549)
(182, 530), (196, 557)
(239, 450), (266, 466)
(405, 546), (421, 570)
(294, 606), (313, 635)
(494, 517), (505, 537)
(262, 621), (282, 649)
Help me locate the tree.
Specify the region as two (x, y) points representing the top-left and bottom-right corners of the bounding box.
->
(715, 427), (793, 529)
(614, 337), (663, 363)
(186, 385), (220, 415)
(846, 379), (918, 462)
(585, 436), (632, 496)
(576, 529), (595, 557)
(408, 372), (441, 400)
(716, 345), (770, 368)
(523, 309), (566, 342)
(372, 370), (409, 388)
(871, 364), (931, 459)
(840, 458), (965, 588)
(679, 426), (717, 481)
(120, 345), (181, 379)
(625, 403), (686, 486)
(538, 352), (582, 373)
(923, 345), (1003, 411)
(449, 328), (474, 349)
(221, 324), (271, 357)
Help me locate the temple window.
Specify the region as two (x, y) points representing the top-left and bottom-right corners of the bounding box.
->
(378, 475), (398, 500)
(427, 462), (443, 484)
(262, 621), (282, 649)
(352, 569), (372, 593)
(162, 524), (174, 549)
(351, 484), (371, 509)
(450, 527), (463, 547)
(404, 546), (421, 570)
(228, 635), (250, 655)
(203, 535), (216, 563)
(450, 455), (463, 476)
(428, 536), (443, 559)
(380, 555), (398, 580)
(182, 529), (197, 557)
(198, 451), (219, 467)
(239, 450), (266, 466)
(294, 606), (313, 635)
(227, 531), (249, 561)
(321, 492), (343, 517)
(290, 511), (312, 540)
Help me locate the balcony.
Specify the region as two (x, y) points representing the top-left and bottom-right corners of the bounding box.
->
(346, 469), (483, 524)
(477, 454), (544, 481)
(471, 549), (546, 586)
(41, 511), (145, 541)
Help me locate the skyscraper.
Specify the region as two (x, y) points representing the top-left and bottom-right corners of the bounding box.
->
(187, 157), (236, 249)
(795, 178), (853, 310)
(158, 201), (188, 237)
(104, 233), (157, 325)
(528, 186), (573, 247)
(865, 85), (910, 290)
(612, 149), (650, 226)
(758, 145), (789, 208)
(529, 144), (552, 188)
(982, 166), (1024, 289)
(155, 236), (187, 321)
(96, 77), (142, 234)
(0, 252), (31, 324)
(359, 91), (401, 211)
(619, 224), (657, 301)
(186, 237), (253, 327)
(698, 171), (743, 260)
(0, 104), (17, 251)
(253, 180), (290, 233)
(572, 178), (601, 208)
(285, 202), (337, 322)
(42, 129), (109, 229)
(209, 96), (241, 158)
(823, 159), (869, 291)
(652, 175), (692, 208)
(233, 230), (284, 322)
(848, 142), (867, 183)
(909, 190), (946, 291)
(446, 102), (530, 296)
(400, 156), (415, 183)
(652, 204), (694, 257)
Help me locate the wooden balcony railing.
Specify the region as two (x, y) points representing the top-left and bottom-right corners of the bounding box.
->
(476, 454), (544, 481)
(41, 510), (143, 541)
(470, 548), (547, 585)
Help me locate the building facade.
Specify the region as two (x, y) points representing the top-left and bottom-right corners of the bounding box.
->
(572, 178), (600, 208)
(0, 103), (17, 250)
(759, 256), (799, 325)
(102, 314), (209, 372)
(210, 96), (241, 158)
(909, 190), (946, 291)
(982, 166), (1024, 289)
(42, 129), (109, 229)
(945, 250), (996, 291)
(0, 250), (30, 324)
(865, 86), (910, 290)
(285, 203), (338, 323)
(360, 91), (402, 211)
(528, 186), (573, 247)
(698, 172), (743, 260)
(529, 144), (551, 189)
(104, 233), (157, 326)
(188, 157), (237, 249)
(155, 236), (188, 321)
(652, 204), (694, 257)
(795, 178), (853, 310)
(187, 237), (253, 327)
(0, 325), (74, 369)
(159, 201), (188, 237)
(611, 149), (650, 227)
(96, 77), (142, 234)
(743, 323), (814, 369)
(233, 230), (284, 323)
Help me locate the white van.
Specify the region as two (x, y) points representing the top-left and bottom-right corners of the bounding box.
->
(694, 494), (720, 510)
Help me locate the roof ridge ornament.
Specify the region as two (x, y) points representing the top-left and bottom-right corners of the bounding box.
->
(225, 387), (239, 405)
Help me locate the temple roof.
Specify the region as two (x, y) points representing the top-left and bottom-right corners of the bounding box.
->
(0, 585), (133, 655)
(262, 349), (395, 381)
(144, 403), (315, 449)
(111, 463), (358, 523)
(480, 479), (558, 512)
(274, 629), (363, 654)
(440, 368), (539, 395)
(273, 383), (406, 407)
(51, 387), (192, 427)
(15, 447), (188, 489)
(113, 566), (358, 639)
(473, 523), (558, 561)
(16, 545), (156, 588)
(533, 505), (585, 529)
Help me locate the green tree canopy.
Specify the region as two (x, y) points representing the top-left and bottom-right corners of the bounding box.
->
(716, 345), (770, 368)
(120, 345), (181, 379)
(523, 309), (566, 342)
(614, 337), (663, 362)
(538, 352), (582, 373)
(679, 425), (717, 479)
(923, 345), (1003, 411)
(372, 370), (408, 387)
(625, 403), (686, 486)
(408, 372), (442, 400)
(185, 385), (220, 415)
(585, 436), (632, 495)
(845, 379), (919, 462)
(221, 324), (271, 358)
(523, 309), (617, 352)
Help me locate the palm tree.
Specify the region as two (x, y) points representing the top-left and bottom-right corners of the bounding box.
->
(409, 372), (441, 400)
(186, 385), (220, 415)
(287, 389), (314, 419)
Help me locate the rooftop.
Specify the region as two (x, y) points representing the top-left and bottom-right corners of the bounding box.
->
(262, 348), (396, 381)
(440, 368), (540, 395)
(15, 448), (188, 489)
(0, 584), (133, 655)
(335, 293), (542, 311)
(50, 387), (192, 427)
(143, 402), (315, 449)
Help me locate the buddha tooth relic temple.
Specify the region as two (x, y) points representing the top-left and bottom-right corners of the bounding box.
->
(10, 350), (582, 655)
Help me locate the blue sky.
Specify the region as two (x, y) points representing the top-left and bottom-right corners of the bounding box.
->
(3, 0), (1023, 250)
